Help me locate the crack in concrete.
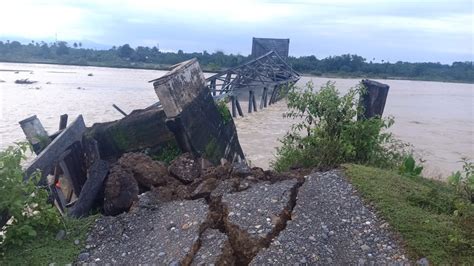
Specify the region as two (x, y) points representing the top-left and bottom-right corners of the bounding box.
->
(190, 178), (305, 265)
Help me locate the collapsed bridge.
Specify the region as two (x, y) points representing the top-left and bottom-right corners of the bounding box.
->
(206, 38), (300, 117)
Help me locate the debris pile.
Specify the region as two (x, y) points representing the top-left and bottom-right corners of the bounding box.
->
(11, 58), (246, 223)
(15, 78), (37, 84)
(80, 154), (304, 265)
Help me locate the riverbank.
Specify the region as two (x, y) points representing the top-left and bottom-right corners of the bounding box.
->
(1, 59), (473, 84)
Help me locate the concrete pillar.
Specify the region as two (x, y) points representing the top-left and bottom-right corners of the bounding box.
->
(151, 58), (245, 164)
(358, 79), (390, 120)
(19, 115), (50, 154)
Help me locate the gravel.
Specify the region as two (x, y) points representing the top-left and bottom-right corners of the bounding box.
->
(251, 170), (408, 265)
(82, 199), (208, 264)
(221, 179), (299, 262)
(191, 229), (234, 265)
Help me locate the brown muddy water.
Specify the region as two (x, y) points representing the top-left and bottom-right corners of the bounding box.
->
(0, 62), (472, 179)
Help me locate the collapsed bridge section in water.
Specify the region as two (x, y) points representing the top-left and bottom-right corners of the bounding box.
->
(206, 38), (300, 117)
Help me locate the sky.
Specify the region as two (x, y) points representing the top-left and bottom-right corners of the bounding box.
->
(0, 0), (472, 63)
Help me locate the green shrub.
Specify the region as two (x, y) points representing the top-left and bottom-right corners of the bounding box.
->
(272, 81), (409, 172)
(448, 158), (474, 203)
(204, 138), (220, 163)
(151, 143), (181, 164)
(216, 99), (232, 124)
(399, 155), (424, 177)
(1, 215), (98, 265)
(0, 143), (61, 248)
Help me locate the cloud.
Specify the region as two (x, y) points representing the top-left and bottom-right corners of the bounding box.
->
(0, 0), (472, 63)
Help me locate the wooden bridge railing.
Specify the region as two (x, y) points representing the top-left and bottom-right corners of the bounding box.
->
(205, 51), (300, 117)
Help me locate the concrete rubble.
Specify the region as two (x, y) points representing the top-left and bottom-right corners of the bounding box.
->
(169, 152), (201, 184)
(15, 58), (247, 224)
(117, 152), (169, 188)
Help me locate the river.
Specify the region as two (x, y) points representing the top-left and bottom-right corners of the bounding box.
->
(0, 62), (472, 179)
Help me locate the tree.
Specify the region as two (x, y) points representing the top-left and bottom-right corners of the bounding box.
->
(118, 44), (134, 58)
(56, 41), (69, 56)
(9, 41), (22, 49)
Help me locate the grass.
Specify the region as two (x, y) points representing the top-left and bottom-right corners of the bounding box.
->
(151, 143), (181, 164)
(344, 164), (474, 264)
(0, 215), (98, 265)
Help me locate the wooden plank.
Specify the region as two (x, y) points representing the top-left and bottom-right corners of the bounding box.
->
(220, 73), (232, 95)
(82, 135), (100, 169)
(248, 90), (253, 113)
(59, 114), (68, 130)
(270, 85), (279, 104)
(231, 96), (237, 118)
(211, 79), (216, 96)
(263, 87), (268, 108)
(24, 115), (86, 183)
(49, 170), (65, 216)
(260, 87), (266, 109)
(236, 97), (244, 117)
(50, 114), (70, 215)
(62, 141), (87, 195)
(68, 160), (109, 218)
(112, 104), (128, 116)
(268, 85), (276, 105)
(252, 91), (257, 112)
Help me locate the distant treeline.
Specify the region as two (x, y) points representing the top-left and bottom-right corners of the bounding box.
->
(0, 40), (472, 83)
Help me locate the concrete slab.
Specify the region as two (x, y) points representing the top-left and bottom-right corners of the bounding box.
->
(84, 199), (208, 265)
(251, 171), (407, 265)
(221, 179), (298, 262)
(191, 229), (234, 265)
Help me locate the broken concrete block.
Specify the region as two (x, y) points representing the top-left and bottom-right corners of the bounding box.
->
(221, 179), (299, 263)
(210, 179), (239, 201)
(169, 152), (201, 184)
(231, 162), (252, 178)
(191, 178), (218, 199)
(191, 229), (234, 266)
(87, 105), (176, 160)
(118, 152), (169, 188)
(103, 164), (139, 216)
(201, 163), (233, 181)
(358, 79), (390, 120)
(84, 199), (209, 265)
(151, 58), (245, 165)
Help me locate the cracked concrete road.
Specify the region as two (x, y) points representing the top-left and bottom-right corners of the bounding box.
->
(191, 228), (234, 265)
(82, 199), (208, 265)
(79, 171), (407, 265)
(221, 179), (299, 263)
(251, 171), (408, 265)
